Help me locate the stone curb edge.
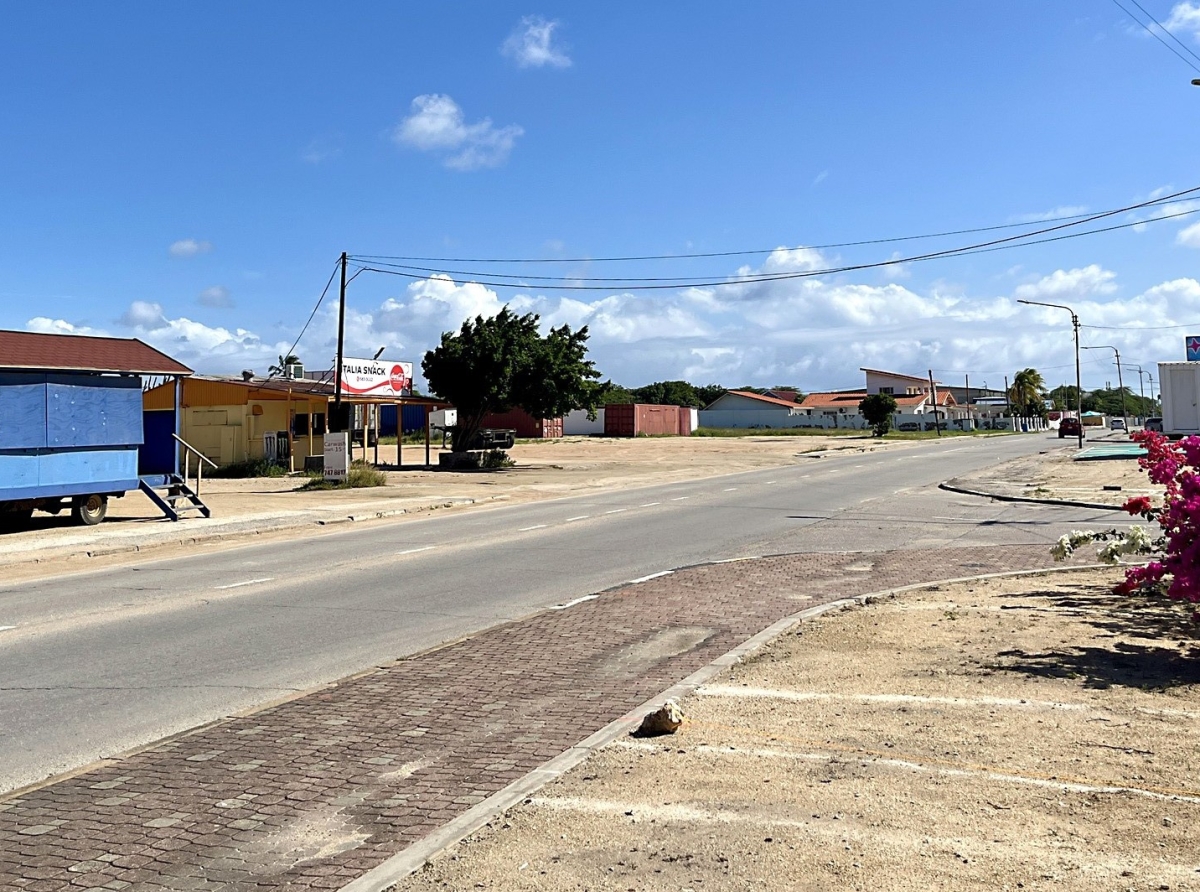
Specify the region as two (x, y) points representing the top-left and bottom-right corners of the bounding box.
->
(938, 480), (1120, 512)
(341, 560), (1106, 892)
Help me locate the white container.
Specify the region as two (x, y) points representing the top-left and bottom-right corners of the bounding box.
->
(428, 408), (457, 431)
(1159, 362), (1200, 435)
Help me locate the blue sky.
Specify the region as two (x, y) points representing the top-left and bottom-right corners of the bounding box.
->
(4, 2), (1200, 395)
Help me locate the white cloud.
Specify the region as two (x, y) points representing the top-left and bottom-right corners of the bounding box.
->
(812, 170), (829, 186)
(26, 317), (106, 337)
(168, 238), (212, 258)
(393, 94), (523, 170)
(1166, 2), (1200, 38)
(198, 285), (233, 308)
(1013, 265), (1118, 301)
(118, 300), (167, 328)
(1177, 219), (1200, 247)
(301, 136), (342, 164)
(1012, 205), (1088, 223)
(501, 16), (571, 68)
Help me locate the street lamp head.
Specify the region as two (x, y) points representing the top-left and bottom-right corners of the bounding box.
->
(1192, 78), (1200, 85)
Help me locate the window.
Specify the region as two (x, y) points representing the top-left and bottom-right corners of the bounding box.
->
(878, 386), (893, 395)
(292, 414), (309, 436)
(313, 413), (326, 435)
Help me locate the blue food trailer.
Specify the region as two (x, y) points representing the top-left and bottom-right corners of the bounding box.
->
(0, 331), (193, 527)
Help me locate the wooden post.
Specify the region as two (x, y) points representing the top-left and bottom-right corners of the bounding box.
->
(425, 404), (431, 468)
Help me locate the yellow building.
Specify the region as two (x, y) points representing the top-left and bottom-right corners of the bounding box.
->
(143, 375), (338, 468)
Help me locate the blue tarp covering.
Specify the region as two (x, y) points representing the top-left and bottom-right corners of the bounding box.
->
(379, 404), (428, 436)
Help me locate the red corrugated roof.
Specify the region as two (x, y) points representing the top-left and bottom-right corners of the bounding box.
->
(0, 330), (192, 375)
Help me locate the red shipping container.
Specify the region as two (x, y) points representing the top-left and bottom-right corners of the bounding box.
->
(604, 404), (691, 437)
(480, 408), (563, 438)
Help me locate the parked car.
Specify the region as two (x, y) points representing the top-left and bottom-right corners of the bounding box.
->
(1144, 417), (1163, 432)
(1109, 418), (1126, 430)
(896, 421), (920, 432)
(1059, 417), (1084, 439)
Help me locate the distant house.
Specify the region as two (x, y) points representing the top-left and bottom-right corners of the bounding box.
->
(764, 388), (800, 403)
(698, 390), (809, 429)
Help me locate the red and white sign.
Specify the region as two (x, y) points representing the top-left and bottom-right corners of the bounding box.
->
(338, 358), (413, 397)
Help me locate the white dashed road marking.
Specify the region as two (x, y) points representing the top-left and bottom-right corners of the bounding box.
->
(214, 577), (275, 590)
(518, 524), (547, 532)
(396, 546), (437, 556)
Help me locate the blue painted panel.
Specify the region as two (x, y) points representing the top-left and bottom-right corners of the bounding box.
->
(38, 447), (138, 489)
(139, 410), (176, 475)
(379, 404), (397, 437)
(0, 373), (48, 449)
(403, 405), (426, 433)
(46, 375), (143, 448)
(0, 452), (40, 492)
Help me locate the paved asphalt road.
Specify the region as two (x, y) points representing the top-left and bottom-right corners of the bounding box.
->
(0, 434), (1125, 793)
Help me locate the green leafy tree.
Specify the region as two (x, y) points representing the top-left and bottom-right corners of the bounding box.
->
(599, 384), (637, 405)
(695, 384), (727, 407)
(422, 308), (604, 452)
(269, 353), (301, 377)
(859, 392), (898, 437)
(1008, 368), (1046, 414)
(632, 380), (701, 407)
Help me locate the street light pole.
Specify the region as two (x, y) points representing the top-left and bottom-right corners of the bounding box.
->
(1083, 345), (1127, 434)
(1018, 299), (1083, 449)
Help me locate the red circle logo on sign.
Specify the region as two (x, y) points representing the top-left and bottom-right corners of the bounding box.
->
(390, 364), (409, 392)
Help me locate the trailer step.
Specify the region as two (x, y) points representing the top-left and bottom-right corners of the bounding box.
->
(138, 475), (211, 521)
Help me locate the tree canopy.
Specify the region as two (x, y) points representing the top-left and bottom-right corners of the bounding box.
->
(422, 308), (604, 451)
(859, 392), (898, 437)
(1009, 368), (1048, 418)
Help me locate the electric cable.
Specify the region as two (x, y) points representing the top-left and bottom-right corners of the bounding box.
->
(350, 192), (1200, 266)
(1125, 0), (1200, 67)
(1111, 0), (1200, 73)
(269, 259), (340, 379)
(349, 200), (1200, 292)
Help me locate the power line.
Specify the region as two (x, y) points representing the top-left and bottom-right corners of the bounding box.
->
(349, 194), (1200, 292)
(351, 196), (1199, 266)
(270, 259), (341, 377)
(1112, 0), (1200, 73)
(1084, 319), (1200, 330)
(1126, 0), (1200, 67)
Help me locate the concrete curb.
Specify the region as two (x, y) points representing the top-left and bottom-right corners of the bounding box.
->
(340, 560), (1106, 892)
(938, 480), (1122, 512)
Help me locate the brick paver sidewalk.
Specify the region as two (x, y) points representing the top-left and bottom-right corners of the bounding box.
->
(0, 545), (1083, 891)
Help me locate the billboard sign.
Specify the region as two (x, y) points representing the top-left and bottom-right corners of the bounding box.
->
(337, 357), (413, 397)
(323, 432), (348, 482)
(1188, 336), (1200, 362)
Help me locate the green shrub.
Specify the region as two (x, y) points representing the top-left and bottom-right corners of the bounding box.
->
(480, 449), (515, 469)
(209, 458), (288, 478)
(299, 460), (388, 490)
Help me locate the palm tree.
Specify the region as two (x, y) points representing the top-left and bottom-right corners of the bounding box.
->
(269, 353), (301, 377)
(1009, 368), (1046, 414)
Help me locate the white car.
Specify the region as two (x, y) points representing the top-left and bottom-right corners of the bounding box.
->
(1109, 418), (1125, 430)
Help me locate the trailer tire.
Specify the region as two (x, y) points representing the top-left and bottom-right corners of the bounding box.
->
(71, 494), (108, 526)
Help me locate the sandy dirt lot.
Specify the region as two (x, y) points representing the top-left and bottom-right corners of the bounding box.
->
(402, 568), (1200, 892)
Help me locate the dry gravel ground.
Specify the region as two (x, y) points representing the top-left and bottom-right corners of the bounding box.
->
(401, 568), (1200, 892)
(950, 443), (1160, 508)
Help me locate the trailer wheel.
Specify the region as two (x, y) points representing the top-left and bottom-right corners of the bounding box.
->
(71, 494), (108, 526)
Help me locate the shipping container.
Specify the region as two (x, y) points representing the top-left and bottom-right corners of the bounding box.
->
(603, 404), (692, 437)
(480, 408), (563, 438)
(1159, 361), (1200, 436)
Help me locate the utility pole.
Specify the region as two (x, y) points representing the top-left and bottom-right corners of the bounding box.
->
(1083, 345), (1128, 434)
(1017, 299), (1083, 449)
(965, 374), (970, 430)
(333, 252), (348, 432)
(1004, 375), (1011, 419)
(928, 370), (940, 437)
